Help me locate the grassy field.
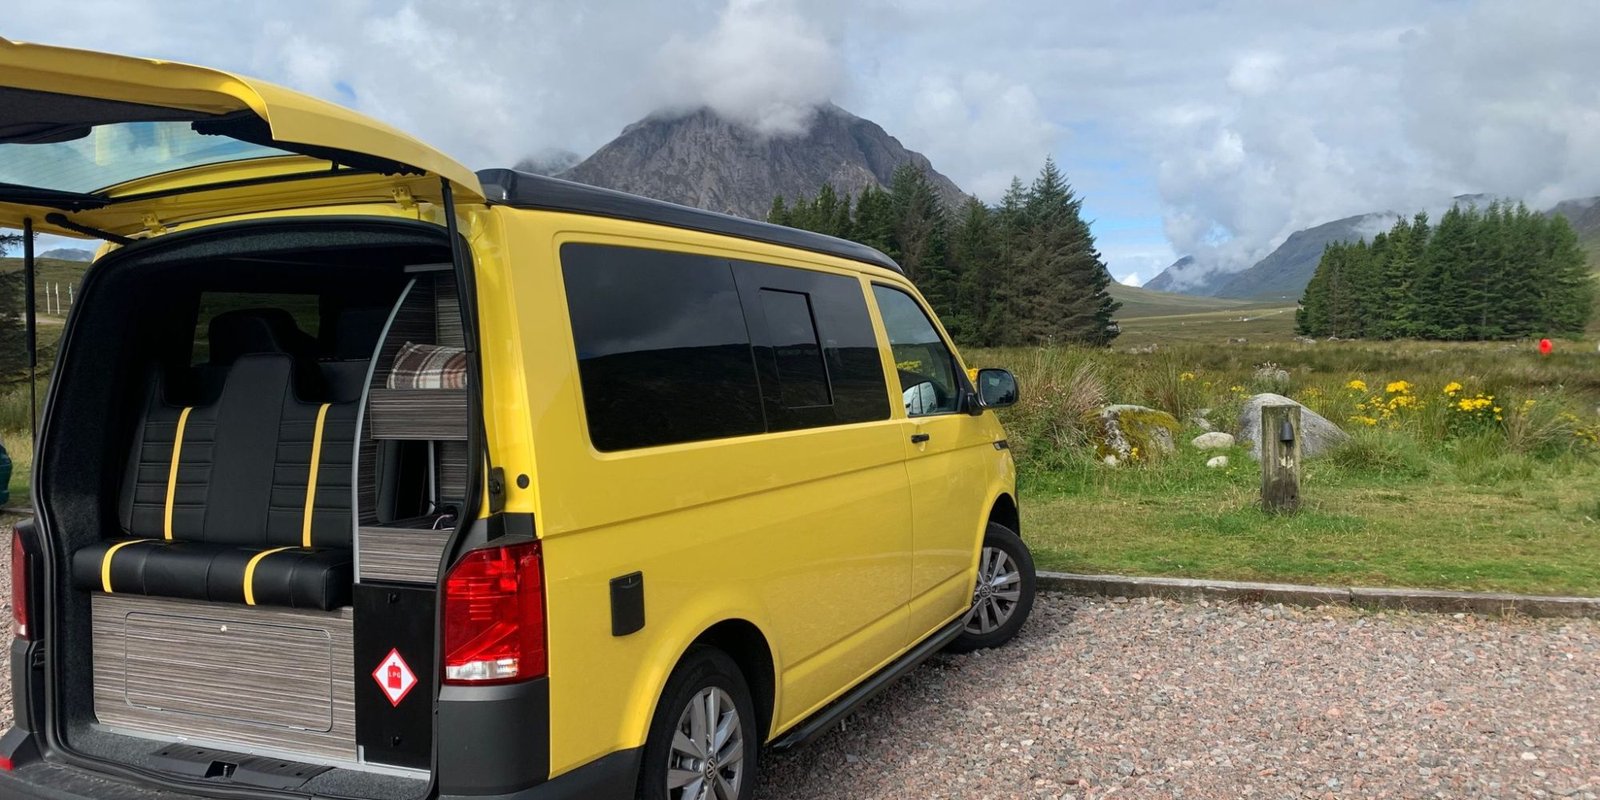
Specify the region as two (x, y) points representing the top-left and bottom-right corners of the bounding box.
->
(973, 298), (1600, 596)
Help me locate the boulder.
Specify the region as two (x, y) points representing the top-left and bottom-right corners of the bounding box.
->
(1253, 364), (1291, 391)
(1206, 455), (1230, 469)
(1097, 404), (1179, 463)
(1190, 431), (1235, 450)
(1236, 393), (1348, 460)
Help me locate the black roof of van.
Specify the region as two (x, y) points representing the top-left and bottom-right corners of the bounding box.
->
(475, 168), (904, 275)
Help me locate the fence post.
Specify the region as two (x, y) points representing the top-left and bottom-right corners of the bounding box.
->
(1260, 404), (1302, 514)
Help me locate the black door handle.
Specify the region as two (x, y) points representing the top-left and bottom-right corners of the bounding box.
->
(910, 433), (930, 444)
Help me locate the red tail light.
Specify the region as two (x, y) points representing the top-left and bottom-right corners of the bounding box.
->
(442, 541), (545, 685)
(12, 525), (30, 641)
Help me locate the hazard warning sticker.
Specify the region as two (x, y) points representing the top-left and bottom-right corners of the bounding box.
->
(372, 648), (418, 707)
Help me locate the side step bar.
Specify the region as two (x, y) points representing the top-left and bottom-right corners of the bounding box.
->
(769, 617), (964, 752)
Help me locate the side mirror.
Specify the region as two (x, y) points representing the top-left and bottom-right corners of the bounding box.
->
(972, 368), (1019, 411)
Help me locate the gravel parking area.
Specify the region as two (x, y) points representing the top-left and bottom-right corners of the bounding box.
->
(758, 596), (1600, 799)
(2, 534), (1596, 798)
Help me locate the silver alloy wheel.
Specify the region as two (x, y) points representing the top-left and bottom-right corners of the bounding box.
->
(666, 686), (745, 800)
(964, 545), (1023, 636)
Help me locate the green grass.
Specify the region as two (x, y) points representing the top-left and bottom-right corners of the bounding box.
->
(3, 428), (29, 506)
(972, 329), (1600, 597)
(1017, 443), (1600, 596)
(1106, 282), (1255, 318)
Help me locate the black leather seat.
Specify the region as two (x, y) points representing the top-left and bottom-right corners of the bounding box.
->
(71, 312), (359, 611)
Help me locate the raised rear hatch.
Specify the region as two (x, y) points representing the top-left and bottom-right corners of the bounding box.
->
(0, 36), (483, 239)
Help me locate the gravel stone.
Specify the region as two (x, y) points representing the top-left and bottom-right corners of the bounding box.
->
(756, 595), (1600, 799)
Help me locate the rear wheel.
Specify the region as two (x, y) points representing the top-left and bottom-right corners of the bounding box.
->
(640, 646), (759, 800)
(949, 522), (1036, 652)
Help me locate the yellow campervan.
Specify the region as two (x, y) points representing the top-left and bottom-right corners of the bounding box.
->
(0, 39), (1034, 800)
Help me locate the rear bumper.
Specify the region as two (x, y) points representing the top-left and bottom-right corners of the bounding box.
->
(0, 728), (640, 800)
(0, 752), (640, 800)
(0, 756), (206, 800)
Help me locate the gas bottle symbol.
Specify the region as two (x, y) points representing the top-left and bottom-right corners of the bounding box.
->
(387, 664), (402, 690)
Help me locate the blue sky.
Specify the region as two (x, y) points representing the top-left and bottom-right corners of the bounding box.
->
(9, 1), (1600, 288)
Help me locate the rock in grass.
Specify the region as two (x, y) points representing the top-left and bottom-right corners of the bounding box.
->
(1191, 431), (1235, 450)
(1236, 393), (1348, 459)
(1097, 404), (1179, 463)
(1206, 455), (1229, 469)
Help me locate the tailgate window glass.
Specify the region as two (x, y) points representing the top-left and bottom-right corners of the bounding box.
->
(0, 120), (292, 195)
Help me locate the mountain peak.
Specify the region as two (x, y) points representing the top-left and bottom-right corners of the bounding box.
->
(559, 104), (967, 219)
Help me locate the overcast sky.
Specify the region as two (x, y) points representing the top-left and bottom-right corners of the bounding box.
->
(9, 0), (1600, 287)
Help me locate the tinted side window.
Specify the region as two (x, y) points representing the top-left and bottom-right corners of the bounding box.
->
(561, 244), (765, 451)
(735, 262), (890, 431)
(872, 285), (962, 417)
(758, 289), (830, 408)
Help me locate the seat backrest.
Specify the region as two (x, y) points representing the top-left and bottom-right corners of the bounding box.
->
(119, 373), (219, 540)
(120, 353), (356, 549)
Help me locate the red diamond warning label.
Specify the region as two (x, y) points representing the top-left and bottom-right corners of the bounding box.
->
(372, 648), (418, 707)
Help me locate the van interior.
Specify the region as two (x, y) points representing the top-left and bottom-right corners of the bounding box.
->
(34, 219), (473, 796)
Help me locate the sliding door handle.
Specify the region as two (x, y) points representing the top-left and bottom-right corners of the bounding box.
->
(910, 432), (931, 444)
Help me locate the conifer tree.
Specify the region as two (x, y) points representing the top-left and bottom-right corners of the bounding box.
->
(766, 196), (790, 226)
(0, 232), (28, 378)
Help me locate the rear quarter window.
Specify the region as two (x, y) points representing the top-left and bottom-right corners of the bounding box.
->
(560, 244), (765, 451)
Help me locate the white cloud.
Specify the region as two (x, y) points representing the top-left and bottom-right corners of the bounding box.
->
(1118, 273), (1142, 287)
(1226, 52), (1284, 96)
(897, 73), (1058, 201)
(655, 0), (846, 136)
(5, 0), (1600, 285)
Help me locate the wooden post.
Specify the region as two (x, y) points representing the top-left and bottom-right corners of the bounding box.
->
(1260, 404), (1302, 514)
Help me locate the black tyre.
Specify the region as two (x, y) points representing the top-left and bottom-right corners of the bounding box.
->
(948, 522), (1036, 653)
(639, 646), (759, 800)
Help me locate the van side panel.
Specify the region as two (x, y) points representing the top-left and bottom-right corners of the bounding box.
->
(493, 210), (917, 777)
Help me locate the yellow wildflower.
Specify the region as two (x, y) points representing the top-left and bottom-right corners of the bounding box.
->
(1443, 381), (1463, 395)
(1385, 380), (1411, 395)
(1345, 379), (1368, 392)
(1179, 371), (1197, 382)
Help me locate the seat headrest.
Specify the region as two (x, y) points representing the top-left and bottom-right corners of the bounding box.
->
(207, 308), (316, 365)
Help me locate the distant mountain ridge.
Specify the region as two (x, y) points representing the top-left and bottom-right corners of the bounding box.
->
(40, 247), (93, 262)
(557, 103), (968, 220)
(1148, 194), (1600, 300)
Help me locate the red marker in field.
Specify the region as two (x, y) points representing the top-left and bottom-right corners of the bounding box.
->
(1539, 338), (1553, 356)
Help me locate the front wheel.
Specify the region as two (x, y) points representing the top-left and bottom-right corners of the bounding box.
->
(949, 522), (1036, 653)
(639, 646), (759, 800)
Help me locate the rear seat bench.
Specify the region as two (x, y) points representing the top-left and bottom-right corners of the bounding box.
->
(70, 312), (360, 611)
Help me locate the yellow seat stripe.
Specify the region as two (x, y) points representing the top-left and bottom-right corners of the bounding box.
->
(100, 540), (148, 594)
(302, 403), (332, 549)
(163, 407), (193, 541)
(244, 546), (297, 606)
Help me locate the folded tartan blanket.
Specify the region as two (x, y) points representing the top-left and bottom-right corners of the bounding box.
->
(386, 342), (468, 389)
